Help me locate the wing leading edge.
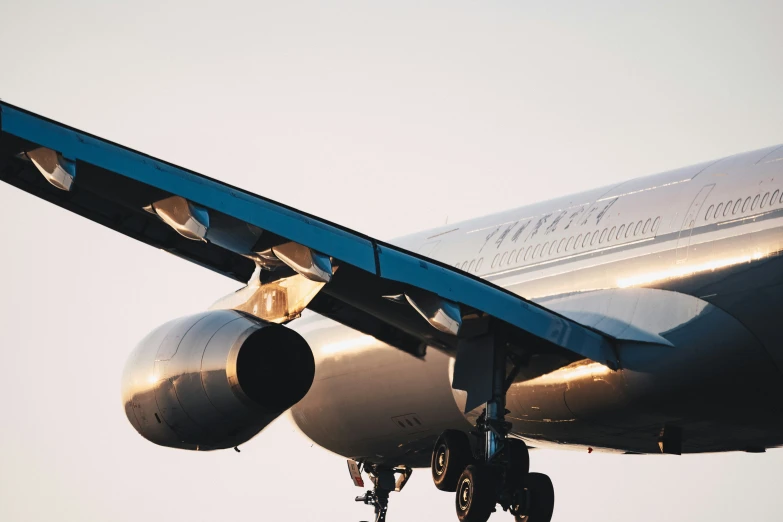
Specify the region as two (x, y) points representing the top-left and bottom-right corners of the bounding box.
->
(0, 102), (617, 375)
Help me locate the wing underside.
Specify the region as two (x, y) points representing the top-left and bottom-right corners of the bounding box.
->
(0, 102), (617, 390)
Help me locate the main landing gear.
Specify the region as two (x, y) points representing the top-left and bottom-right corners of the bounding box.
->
(432, 428), (553, 521)
(433, 336), (555, 522)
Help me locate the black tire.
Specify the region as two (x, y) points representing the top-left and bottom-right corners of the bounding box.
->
(514, 472), (555, 522)
(432, 430), (473, 492)
(455, 464), (498, 522)
(505, 438), (530, 484)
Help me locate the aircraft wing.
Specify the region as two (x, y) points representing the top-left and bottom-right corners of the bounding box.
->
(0, 102), (617, 387)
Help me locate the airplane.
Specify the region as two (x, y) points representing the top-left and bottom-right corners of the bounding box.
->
(1, 101), (782, 522)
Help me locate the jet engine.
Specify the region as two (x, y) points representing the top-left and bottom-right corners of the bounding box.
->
(121, 310), (314, 450)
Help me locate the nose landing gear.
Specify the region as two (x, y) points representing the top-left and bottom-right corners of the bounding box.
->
(433, 334), (555, 522)
(355, 488), (390, 522)
(353, 463), (412, 522)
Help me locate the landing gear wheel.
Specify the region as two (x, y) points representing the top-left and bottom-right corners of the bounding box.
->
(514, 473), (555, 522)
(504, 438), (530, 485)
(432, 430), (473, 492)
(455, 464), (498, 522)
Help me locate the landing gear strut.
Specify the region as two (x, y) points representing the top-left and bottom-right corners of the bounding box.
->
(433, 334), (555, 522)
(354, 463), (411, 522)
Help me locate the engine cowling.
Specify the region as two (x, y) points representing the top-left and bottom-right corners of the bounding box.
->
(121, 310), (314, 450)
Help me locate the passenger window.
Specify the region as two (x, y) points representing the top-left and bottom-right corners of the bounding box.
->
(626, 223), (633, 238)
(752, 195), (760, 211)
(774, 189), (781, 205)
(634, 221), (643, 235)
(542, 243), (549, 257)
(583, 233), (591, 247)
(705, 205), (714, 220)
(557, 238), (565, 253)
(715, 203), (723, 218)
(509, 250), (516, 264)
(500, 252), (509, 265)
(533, 244), (541, 258)
(733, 200), (742, 214)
(476, 258), (483, 271)
(599, 228), (608, 243)
(742, 197), (751, 212)
(618, 224), (626, 239)
(566, 236), (574, 251)
(762, 192), (770, 208)
(591, 231), (599, 246)
(468, 260), (475, 272)
(724, 200), (732, 216)
(461, 261), (469, 270)
(491, 255), (499, 268)
(643, 218), (651, 234)
(523, 246), (532, 261)
(609, 226), (616, 241)
(652, 217), (661, 233)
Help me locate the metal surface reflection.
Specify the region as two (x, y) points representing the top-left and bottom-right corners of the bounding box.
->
(210, 265), (326, 323)
(404, 290), (462, 336)
(147, 195), (210, 241)
(272, 241), (334, 283)
(616, 251), (767, 288)
(122, 310), (314, 450)
(25, 147), (75, 191)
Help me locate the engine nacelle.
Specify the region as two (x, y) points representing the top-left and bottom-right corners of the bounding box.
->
(121, 310), (314, 450)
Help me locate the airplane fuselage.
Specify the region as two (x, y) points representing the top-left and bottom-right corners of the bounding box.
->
(291, 144), (783, 465)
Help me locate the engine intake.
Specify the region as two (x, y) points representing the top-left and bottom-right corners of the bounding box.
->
(121, 310), (314, 450)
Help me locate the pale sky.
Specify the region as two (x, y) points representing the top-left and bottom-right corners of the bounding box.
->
(1, 1), (782, 521)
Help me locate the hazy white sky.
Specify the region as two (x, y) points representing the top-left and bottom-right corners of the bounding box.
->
(1, 1), (782, 521)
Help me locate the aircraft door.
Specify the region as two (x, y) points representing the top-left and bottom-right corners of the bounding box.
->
(675, 184), (715, 263)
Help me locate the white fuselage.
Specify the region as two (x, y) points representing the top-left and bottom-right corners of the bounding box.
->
(291, 144), (783, 465)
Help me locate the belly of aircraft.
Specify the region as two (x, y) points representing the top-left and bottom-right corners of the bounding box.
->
(290, 297), (783, 466)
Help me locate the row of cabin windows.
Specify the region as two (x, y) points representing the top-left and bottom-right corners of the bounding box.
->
(455, 257), (484, 273)
(455, 216), (661, 273)
(458, 187), (783, 273)
(705, 189), (781, 222)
